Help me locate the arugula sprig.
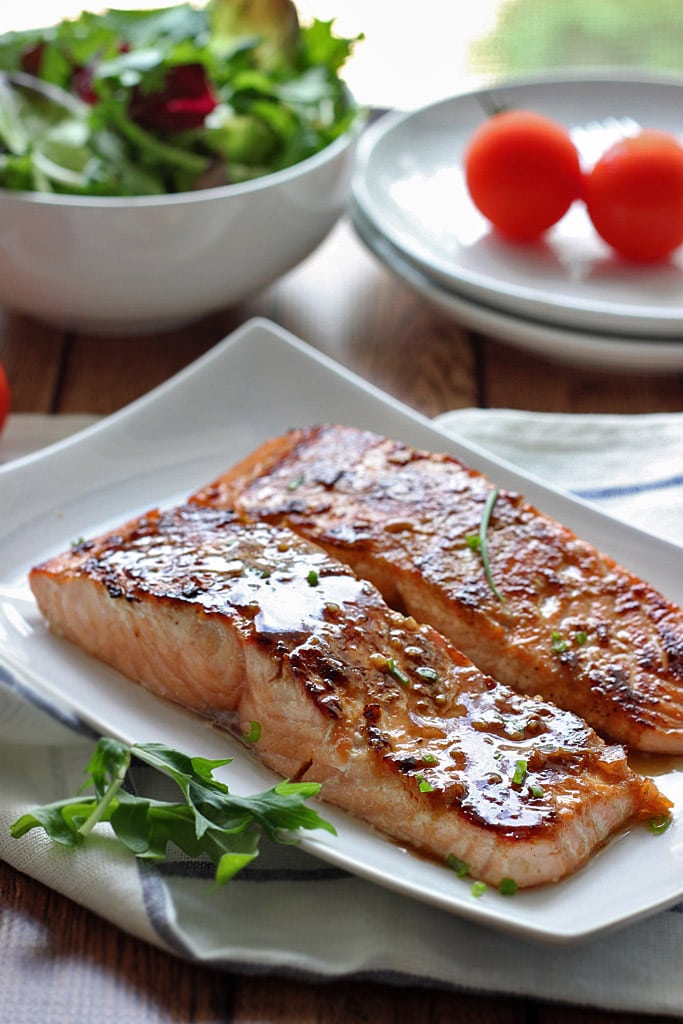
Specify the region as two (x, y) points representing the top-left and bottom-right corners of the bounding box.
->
(10, 737), (335, 885)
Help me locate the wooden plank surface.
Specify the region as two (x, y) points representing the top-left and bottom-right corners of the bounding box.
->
(3, 222), (682, 418)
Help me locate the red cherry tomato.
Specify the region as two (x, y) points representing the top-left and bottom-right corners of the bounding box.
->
(0, 360), (10, 436)
(584, 130), (683, 263)
(464, 109), (583, 240)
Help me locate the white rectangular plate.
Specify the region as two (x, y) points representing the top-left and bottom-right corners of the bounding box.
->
(2, 317), (682, 944)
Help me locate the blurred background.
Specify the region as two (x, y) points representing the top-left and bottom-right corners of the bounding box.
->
(2, 0), (683, 110)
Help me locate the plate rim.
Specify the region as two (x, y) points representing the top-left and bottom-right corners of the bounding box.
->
(350, 200), (683, 372)
(352, 72), (683, 336)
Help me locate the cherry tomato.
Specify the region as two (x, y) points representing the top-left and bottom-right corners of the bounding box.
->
(0, 360), (10, 436)
(464, 109), (583, 240)
(584, 130), (683, 263)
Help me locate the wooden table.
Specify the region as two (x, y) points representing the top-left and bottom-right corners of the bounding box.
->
(1, 219), (681, 1024)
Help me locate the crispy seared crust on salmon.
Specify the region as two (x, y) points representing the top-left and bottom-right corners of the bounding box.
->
(191, 424), (683, 753)
(28, 505), (669, 889)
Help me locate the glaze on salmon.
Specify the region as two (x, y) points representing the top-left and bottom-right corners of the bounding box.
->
(191, 425), (683, 753)
(28, 505), (669, 889)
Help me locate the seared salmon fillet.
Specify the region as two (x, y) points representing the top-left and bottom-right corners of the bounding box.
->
(29, 505), (669, 889)
(191, 425), (683, 753)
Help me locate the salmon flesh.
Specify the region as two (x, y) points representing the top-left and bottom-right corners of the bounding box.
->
(191, 425), (683, 753)
(29, 504), (670, 889)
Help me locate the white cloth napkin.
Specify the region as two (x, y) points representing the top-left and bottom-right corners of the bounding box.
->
(436, 408), (683, 550)
(1, 411), (683, 1016)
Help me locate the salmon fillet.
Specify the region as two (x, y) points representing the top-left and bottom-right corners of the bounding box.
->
(29, 505), (669, 889)
(190, 424), (683, 753)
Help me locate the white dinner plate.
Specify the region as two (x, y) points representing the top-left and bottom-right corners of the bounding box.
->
(1, 318), (682, 944)
(352, 74), (683, 337)
(351, 201), (683, 372)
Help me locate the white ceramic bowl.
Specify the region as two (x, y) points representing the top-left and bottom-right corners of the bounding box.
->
(0, 127), (358, 334)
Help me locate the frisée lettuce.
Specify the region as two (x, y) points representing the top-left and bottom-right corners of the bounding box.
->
(0, 1), (361, 196)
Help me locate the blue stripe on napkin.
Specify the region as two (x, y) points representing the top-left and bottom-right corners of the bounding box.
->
(575, 473), (683, 502)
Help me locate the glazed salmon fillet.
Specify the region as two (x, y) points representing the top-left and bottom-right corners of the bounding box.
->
(191, 425), (683, 753)
(28, 505), (669, 889)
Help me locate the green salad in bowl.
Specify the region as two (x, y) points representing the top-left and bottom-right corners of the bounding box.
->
(0, 0), (361, 196)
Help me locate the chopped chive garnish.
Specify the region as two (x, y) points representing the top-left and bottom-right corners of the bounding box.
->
(471, 880), (487, 898)
(422, 754), (438, 765)
(465, 533), (481, 550)
(386, 658), (410, 688)
(551, 631), (569, 654)
(415, 666), (439, 683)
(417, 776), (435, 793)
(307, 569), (319, 587)
(287, 473), (305, 491)
(446, 854), (470, 877)
(528, 783), (544, 799)
(499, 877), (518, 896)
(648, 813), (673, 835)
(575, 630), (588, 646)
(512, 759), (528, 786)
(242, 721), (262, 743)
(472, 488), (504, 602)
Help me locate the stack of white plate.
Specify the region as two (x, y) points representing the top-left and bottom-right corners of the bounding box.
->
(350, 74), (683, 372)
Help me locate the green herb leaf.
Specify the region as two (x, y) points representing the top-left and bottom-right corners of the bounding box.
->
(471, 488), (504, 602)
(648, 813), (673, 835)
(10, 736), (335, 883)
(512, 759), (528, 786)
(11, 798), (95, 846)
(386, 657), (410, 688)
(446, 854), (470, 878)
(242, 720), (262, 743)
(551, 631), (570, 654)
